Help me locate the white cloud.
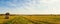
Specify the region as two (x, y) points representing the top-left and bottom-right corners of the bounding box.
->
(1, 0), (60, 14)
(6, 0), (52, 14)
(47, 0), (60, 14)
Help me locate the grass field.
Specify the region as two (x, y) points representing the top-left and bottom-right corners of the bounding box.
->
(0, 15), (60, 24)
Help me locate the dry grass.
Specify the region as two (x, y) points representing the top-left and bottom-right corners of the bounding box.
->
(0, 15), (60, 24)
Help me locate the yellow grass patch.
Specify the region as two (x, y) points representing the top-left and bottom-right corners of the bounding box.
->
(0, 15), (60, 24)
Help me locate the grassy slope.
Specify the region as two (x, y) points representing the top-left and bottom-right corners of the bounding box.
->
(0, 15), (60, 24)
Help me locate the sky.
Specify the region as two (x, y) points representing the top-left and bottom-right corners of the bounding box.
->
(0, 0), (60, 14)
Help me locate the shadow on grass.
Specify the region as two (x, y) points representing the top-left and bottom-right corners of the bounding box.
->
(53, 18), (60, 21)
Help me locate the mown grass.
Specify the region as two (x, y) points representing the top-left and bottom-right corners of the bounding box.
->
(0, 15), (60, 24)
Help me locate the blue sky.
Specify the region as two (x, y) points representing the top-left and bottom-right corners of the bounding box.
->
(0, 0), (60, 14)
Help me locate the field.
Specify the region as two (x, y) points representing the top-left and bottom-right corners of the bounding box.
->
(0, 14), (60, 24)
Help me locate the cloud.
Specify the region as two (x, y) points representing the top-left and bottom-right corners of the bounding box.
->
(0, 0), (50, 14)
(47, 0), (60, 14)
(0, 0), (60, 14)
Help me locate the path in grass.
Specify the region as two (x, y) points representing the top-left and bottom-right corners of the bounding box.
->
(0, 15), (60, 24)
(5, 16), (58, 24)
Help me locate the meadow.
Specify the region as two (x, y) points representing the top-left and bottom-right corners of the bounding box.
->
(0, 14), (60, 24)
